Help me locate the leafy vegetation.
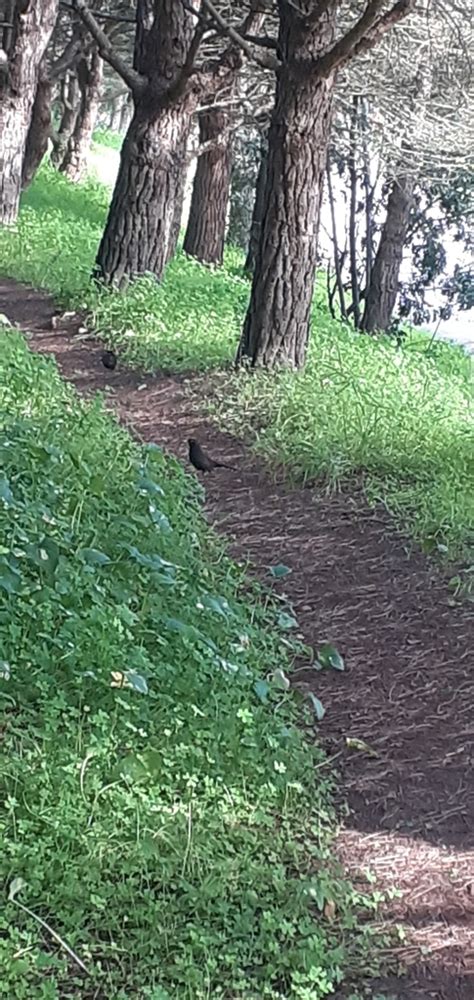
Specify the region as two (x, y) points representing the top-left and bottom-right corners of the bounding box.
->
(0, 164), (472, 568)
(92, 127), (124, 151)
(0, 331), (379, 998)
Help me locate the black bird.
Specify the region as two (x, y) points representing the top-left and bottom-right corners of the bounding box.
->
(101, 350), (117, 370)
(188, 438), (235, 473)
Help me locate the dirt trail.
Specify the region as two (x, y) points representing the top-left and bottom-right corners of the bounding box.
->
(1, 277), (473, 999)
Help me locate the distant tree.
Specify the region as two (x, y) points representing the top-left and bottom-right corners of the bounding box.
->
(60, 46), (103, 182)
(322, 0), (473, 335)
(183, 101), (234, 265)
(71, 0), (267, 288)
(0, 0), (59, 223)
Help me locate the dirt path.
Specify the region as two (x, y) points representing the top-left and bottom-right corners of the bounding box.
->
(1, 277), (473, 999)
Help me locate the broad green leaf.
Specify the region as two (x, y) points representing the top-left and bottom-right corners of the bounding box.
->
(268, 563), (292, 579)
(79, 547), (111, 566)
(200, 593), (232, 617)
(307, 693), (326, 721)
(8, 877), (27, 902)
(0, 660), (11, 680)
(254, 679), (270, 703)
(0, 477), (14, 505)
(0, 556), (21, 594)
(126, 671), (149, 695)
(277, 611), (298, 629)
(126, 545), (175, 572)
(271, 668), (290, 691)
(317, 643), (345, 671)
(136, 476), (165, 497)
(26, 538), (59, 580)
(149, 505), (172, 533)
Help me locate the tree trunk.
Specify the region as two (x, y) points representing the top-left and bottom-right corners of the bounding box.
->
(362, 172), (415, 333)
(21, 66), (52, 190)
(51, 72), (80, 169)
(348, 96), (361, 328)
(93, 0), (200, 287)
(119, 92), (132, 132)
(0, 0), (58, 225)
(109, 97), (122, 131)
(237, 11), (336, 368)
(166, 139), (188, 263)
(95, 96), (196, 287)
(60, 47), (103, 183)
(244, 131), (268, 275)
(183, 106), (232, 265)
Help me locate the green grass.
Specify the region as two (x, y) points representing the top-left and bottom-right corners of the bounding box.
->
(0, 164), (472, 568)
(92, 127), (124, 150)
(0, 331), (380, 998)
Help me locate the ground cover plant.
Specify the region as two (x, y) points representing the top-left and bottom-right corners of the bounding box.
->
(0, 331), (380, 999)
(0, 163), (472, 569)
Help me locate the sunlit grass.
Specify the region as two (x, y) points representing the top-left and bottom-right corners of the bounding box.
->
(0, 163), (472, 566)
(1, 330), (378, 997)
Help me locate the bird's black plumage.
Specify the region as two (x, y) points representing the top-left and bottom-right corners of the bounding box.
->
(188, 438), (235, 472)
(101, 350), (117, 370)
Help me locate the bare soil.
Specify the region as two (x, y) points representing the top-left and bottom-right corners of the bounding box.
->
(1, 277), (473, 999)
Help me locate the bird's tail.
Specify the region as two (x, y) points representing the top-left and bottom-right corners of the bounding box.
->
(215, 461), (236, 470)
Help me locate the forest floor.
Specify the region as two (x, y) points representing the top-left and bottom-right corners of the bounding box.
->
(1, 276), (473, 1000)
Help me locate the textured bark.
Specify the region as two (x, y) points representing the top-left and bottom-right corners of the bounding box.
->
(95, 0), (199, 287)
(166, 141), (187, 263)
(21, 67), (52, 190)
(51, 73), (80, 169)
(362, 172), (415, 333)
(0, 0), (58, 224)
(183, 106), (232, 265)
(95, 96), (197, 287)
(60, 47), (103, 182)
(119, 92), (132, 132)
(244, 132), (268, 275)
(348, 96), (361, 327)
(237, 10), (336, 368)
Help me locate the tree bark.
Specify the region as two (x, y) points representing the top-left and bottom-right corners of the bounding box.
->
(244, 131), (268, 275)
(237, 10), (336, 368)
(166, 138), (188, 263)
(183, 105), (232, 265)
(0, 0), (59, 225)
(348, 96), (361, 328)
(94, 1), (200, 287)
(362, 172), (415, 333)
(51, 72), (80, 169)
(95, 95), (197, 287)
(60, 47), (103, 182)
(21, 65), (52, 190)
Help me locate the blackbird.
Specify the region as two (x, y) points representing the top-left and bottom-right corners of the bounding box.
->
(188, 438), (235, 472)
(101, 350), (117, 370)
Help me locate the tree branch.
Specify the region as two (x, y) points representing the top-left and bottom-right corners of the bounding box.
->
(201, 0), (280, 71)
(70, 0), (145, 94)
(242, 33), (278, 50)
(50, 34), (87, 82)
(315, 0), (416, 78)
(60, 1), (136, 23)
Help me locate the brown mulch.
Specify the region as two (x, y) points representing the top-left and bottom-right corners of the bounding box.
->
(1, 277), (473, 1000)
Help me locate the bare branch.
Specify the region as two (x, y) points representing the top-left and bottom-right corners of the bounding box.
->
(60, 1), (136, 23)
(50, 35), (86, 82)
(70, 0), (145, 94)
(242, 33), (278, 50)
(201, 0), (280, 71)
(316, 0), (416, 78)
